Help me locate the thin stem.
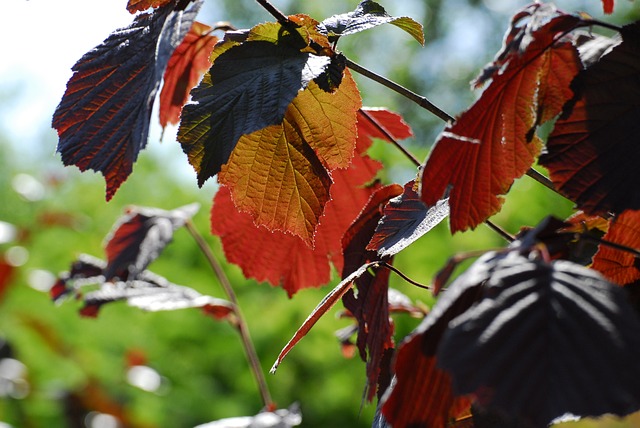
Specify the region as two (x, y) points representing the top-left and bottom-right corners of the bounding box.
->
(346, 58), (454, 123)
(572, 232), (640, 258)
(255, 0), (290, 25)
(377, 261), (431, 290)
(359, 109), (421, 167)
(525, 167), (558, 194)
(485, 219), (515, 243)
(185, 220), (273, 409)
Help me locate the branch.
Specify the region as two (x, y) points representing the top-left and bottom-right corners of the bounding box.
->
(255, 0), (290, 25)
(185, 220), (273, 409)
(359, 109), (421, 167)
(377, 261), (430, 290)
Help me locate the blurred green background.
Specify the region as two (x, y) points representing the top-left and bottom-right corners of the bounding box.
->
(1, 0), (639, 427)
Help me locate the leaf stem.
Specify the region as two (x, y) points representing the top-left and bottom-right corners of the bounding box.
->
(377, 261), (430, 290)
(485, 219), (515, 243)
(359, 109), (421, 167)
(346, 58), (454, 123)
(185, 220), (273, 409)
(255, 0), (290, 25)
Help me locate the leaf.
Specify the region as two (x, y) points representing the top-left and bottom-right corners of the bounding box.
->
(356, 108), (413, 143)
(0, 256), (14, 302)
(381, 252), (487, 427)
(159, 21), (219, 128)
(540, 23), (640, 216)
(217, 72), (361, 244)
(318, 0), (424, 45)
(195, 403), (302, 428)
(367, 180), (449, 258)
(103, 203), (199, 280)
(602, 0), (615, 14)
(211, 135), (382, 296)
(341, 184), (403, 401)
(80, 273), (233, 320)
(270, 262), (377, 373)
(50, 254), (106, 301)
(591, 210), (640, 285)
(420, 6), (582, 232)
(437, 253), (640, 427)
(52, 1), (202, 200)
(127, 0), (175, 13)
(177, 19), (334, 186)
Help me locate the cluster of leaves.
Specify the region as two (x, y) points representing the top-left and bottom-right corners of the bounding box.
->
(51, 0), (640, 427)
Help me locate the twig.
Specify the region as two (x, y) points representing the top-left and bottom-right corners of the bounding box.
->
(255, 0), (290, 25)
(359, 109), (421, 167)
(485, 219), (515, 243)
(347, 58), (454, 123)
(377, 261), (430, 290)
(185, 220), (273, 409)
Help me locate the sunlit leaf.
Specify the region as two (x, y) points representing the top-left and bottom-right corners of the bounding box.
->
(51, 254), (106, 301)
(127, 0), (175, 13)
(438, 253), (640, 427)
(218, 72), (361, 244)
(420, 5), (582, 232)
(195, 403), (302, 428)
(318, 0), (424, 45)
(211, 134), (382, 296)
(159, 21), (218, 128)
(52, 2), (202, 200)
(103, 203), (199, 280)
(177, 18), (333, 186)
(81, 273), (233, 320)
(592, 210), (640, 285)
(540, 23), (640, 216)
(367, 180), (449, 258)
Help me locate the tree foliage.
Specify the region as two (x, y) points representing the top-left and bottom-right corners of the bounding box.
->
(38, 0), (640, 426)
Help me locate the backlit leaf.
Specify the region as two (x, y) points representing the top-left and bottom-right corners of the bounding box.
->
(592, 210), (640, 285)
(342, 184), (403, 401)
(218, 73), (361, 244)
(367, 180), (449, 258)
(420, 5), (582, 232)
(127, 0), (174, 13)
(159, 21), (218, 128)
(103, 203), (199, 280)
(540, 23), (640, 216)
(318, 0), (424, 45)
(211, 134), (382, 296)
(177, 18), (333, 186)
(602, 0), (615, 14)
(52, 1), (202, 200)
(438, 253), (640, 427)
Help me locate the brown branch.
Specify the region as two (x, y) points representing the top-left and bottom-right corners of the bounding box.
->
(185, 220), (273, 409)
(378, 261), (431, 290)
(255, 0), (290, 25)
(358, 108), (421, 167)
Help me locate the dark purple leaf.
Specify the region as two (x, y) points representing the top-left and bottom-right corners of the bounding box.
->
(52, 1), (202, 200)
(367, 180), (449, 258)
(437, 253), (640, 427)
(104, 203), (199, 280)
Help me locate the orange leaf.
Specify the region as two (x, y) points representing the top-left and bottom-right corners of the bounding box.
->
(592, 210), (640, 285)
(159, 21), (218, 128)
(218, 72), (361, 244)
(420, 8), (581, 232)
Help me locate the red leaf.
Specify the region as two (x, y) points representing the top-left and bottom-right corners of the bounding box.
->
(540, 23), (640, 216)
(159, 21), (218, 128)
(420, 6), (582, 232)
(602, 0), (615, 14)
(211, 149), (380, 296)
(592, 210), (640, 285)
(211, 108), (412, 295)
(0, 257), (15, 302)
(341, 184), (403, 401)
(127, 0), (175, 13)
(356, 108), (413, 142)
(52, 3), (201, 200)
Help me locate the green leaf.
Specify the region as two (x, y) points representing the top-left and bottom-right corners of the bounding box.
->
(318, 0), (424, 45)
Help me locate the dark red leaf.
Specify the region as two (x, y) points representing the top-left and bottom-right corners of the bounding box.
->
(104, 204), (199, 281)
(438, 253), (640, 426)
(356, 108), (413, 143)
(51, 254), (106, 301)
(591, 210), (640, 285)
(159, 21), (218, 128)
(341, 184), (403, 401)
(52, 2), (202, 200)
(0, 257), (15, 302)
(367, 180), (449, 258)
(540, 23), (640, 216)
(420, 5), (582, 232)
